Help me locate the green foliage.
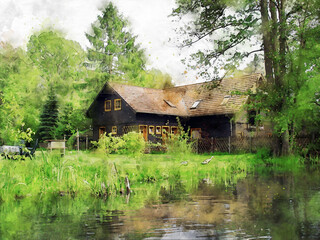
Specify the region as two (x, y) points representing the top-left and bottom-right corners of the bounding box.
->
(92, 133), (125, 154)
(121, 132), (146, 154)
(173, 0), (320, 155)
(85, 2), (174, 90)
(37, 88), (59, 141)
(0, 43), (41, 144)
(132, 68), (174, 89)
(92, 132), (145, 155)
(166, 118), (192, 155)
(27, 30), (91, 138)
(0, 29), (93, 144)
(27, 30), (86, 94)
(86, 2), (146, 84)
(256, 147), (272, 161)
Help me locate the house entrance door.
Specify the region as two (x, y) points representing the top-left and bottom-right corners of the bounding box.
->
(139, 125), (148, 141)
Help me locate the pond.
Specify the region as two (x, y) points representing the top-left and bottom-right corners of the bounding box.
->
(1, 167), (320, 239)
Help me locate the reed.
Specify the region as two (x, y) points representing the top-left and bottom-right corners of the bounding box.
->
(0, 151), (304, 203)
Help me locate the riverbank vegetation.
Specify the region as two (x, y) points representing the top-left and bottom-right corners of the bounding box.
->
(0, 150), (307, 204)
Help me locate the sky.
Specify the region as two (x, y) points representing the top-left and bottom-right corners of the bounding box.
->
(0, 0), (202, 85)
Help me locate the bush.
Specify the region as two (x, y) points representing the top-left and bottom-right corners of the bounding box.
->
(256, 147), (272, 160)
(92, 132), (145, 155)
(121, 132), (145, 154)
(166, 118), (192, 155)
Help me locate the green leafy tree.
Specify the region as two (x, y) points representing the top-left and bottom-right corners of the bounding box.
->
(0, 43), (41, 144)
(173, 0), (319, 155)
(86, 2), (147, 85)
(37, 87), (59, 141)
(27, 30), (87, 95)
(27, 29), (92, 136)
(131, 68), (174, 89)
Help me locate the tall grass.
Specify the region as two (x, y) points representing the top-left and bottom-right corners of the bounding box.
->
(0, 150), (304, 203)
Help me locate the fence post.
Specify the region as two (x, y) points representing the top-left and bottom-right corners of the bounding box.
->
(228, 136), (231, 154)
(250, 134), (252, 153)
(86, 135), (88, 151)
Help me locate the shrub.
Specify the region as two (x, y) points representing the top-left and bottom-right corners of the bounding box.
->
(120, 132), (145, 154)
(92, 132), (145, 155)
(166, 118), (192, 155)
(256, 147), (272, 160)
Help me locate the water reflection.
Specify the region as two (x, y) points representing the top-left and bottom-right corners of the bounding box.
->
(1, 169), (320, 239)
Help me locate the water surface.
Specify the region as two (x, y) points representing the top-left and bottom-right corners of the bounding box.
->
(1, 168), (320, 239)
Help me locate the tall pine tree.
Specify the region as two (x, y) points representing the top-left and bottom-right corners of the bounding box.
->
(37, 87), (59, 141)
(85, 2), (146, 85)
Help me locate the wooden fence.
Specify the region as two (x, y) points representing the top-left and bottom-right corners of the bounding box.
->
(191, 136), (312, 154)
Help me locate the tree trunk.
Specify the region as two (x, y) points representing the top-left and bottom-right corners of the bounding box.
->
(260, 0), (274, 84)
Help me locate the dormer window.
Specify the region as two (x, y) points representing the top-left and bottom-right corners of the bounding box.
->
(220, 95), (231, 105)
(164, 99), (176, 108)
(190, 100), (202, 109)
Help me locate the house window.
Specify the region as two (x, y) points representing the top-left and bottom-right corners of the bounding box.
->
(149, 126), (155, 134)
(156, 126), (161, 135)
(111, 126), (117, 135)
(190, 100), (202, 109)
(114, 99), (121, 111)
(171, 126), (178, 135)
(104, 100), (111, 111)
(162, 126), (170, 135)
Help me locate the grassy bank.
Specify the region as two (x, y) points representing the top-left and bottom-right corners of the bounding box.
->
(0, 151), (304, 203)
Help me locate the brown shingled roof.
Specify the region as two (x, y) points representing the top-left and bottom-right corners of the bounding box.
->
(109, 73), (263, 117)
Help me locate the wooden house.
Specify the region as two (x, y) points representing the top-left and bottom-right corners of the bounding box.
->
(87, 73), (270, 141)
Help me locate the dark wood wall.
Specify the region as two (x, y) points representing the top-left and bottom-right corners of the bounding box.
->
(136, 113), (183, 142)
(89, 85), (234, 141)
(90, 86), (137, 140)
(187, 115), (234, 138)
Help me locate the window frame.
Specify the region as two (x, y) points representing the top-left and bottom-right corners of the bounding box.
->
(190, 100), (202, 109)
(220, 95), (231, 105)
(171, 126), (178, 135)
(111, 126), (117, 135)
(114, 99), (121, 111)
(149, 125), (155, 134)
(156, 126), (161, 135)
(104, 100), (112, 112)
(162, 126), (170, 135)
